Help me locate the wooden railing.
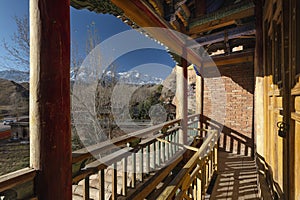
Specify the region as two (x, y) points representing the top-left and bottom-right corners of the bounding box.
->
(157, 129), (219, 200)
(0, 113), (219, 200)
(71, 117), (184, 200)
(0, 168), (36, 199)
(201, 115), (254, 157)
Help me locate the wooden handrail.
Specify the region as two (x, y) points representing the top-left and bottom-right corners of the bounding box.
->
(187, 113), (201, 120)
(72, 118), (181, 164)
(157, 130), (219, 199)
(0, 168), (36, 193)
(72, 127), (183, 183)
(72, 114), (201, 164)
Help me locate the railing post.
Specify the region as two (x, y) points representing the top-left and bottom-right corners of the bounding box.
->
(157, 141), (161, 166)
(131, 153), (136, 188)
(165, 135), (170, 161)
(170, 134), (174, 156)
(152, 142), (156, 170)
(201, 161), (206, 197)
(146, 145), (150, 174)
(197, 168), (202, 199)
(83, 176), (90, 200)
(214, 143), (218, 172)
(122, 158), (127, 196)
(112, 163), (117, 200)
(99, 169), (105, 200)
(161, 140), (166, 163)
(139, 148), (144, 182)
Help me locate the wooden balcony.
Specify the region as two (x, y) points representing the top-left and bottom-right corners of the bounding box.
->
(0, 114), (221, 199)
(0, 113), (276, 200)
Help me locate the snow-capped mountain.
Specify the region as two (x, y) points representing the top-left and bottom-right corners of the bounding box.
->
(118, 70), (163, 85)
(0, 69), (163, 85)
(0, 70), (29, 83)
(72, 69), (163, 85)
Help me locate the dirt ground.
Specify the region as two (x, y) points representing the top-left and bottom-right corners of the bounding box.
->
(0, 140), (29, 176)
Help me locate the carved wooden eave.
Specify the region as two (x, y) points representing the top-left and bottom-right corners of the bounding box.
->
(71, 0), (123, 16)
(188, 1), (255, 35)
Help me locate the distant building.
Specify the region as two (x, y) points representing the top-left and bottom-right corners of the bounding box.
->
(10, 118), (29, 140)
(164, 102), (176, 121)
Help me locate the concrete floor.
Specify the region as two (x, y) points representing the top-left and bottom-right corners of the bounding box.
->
(209, 151), (260, 200)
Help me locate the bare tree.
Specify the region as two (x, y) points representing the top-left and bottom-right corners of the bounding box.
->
(72, 22), (120, 147)
(86, 21), (100, 54)
(1, 15), (29, 71)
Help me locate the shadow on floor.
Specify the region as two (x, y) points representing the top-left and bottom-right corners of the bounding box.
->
(209, 151), (260, 200)
(201, 115), (254, 157)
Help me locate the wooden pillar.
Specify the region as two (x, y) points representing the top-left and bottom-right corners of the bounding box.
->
(196, 70), (204, 133)
(290, 0), (299, 198)
(176, 61), (188, 145)
(30, 0), (71, 199)
(196, 75), (202, 116)
(254, 0), (264, 157)
(282, 0), (292, 199)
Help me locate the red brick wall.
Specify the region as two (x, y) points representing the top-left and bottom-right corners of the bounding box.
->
(203, 63), (254, 155)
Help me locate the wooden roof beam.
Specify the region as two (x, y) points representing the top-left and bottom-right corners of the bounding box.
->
(189, 23), (256, 48)
(203, 51), (254, 67)
(188, 1), (255, 35)
(189, 20), (237, 39)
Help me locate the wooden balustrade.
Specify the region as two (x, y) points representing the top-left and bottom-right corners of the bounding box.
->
(0, 113), (220, 200)
(72, 118), (183, 200)
(157, 129), (219, 200)
(0, 168), (36, 199)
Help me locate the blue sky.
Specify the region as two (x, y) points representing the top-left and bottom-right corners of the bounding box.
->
(0, 0), (175, 78)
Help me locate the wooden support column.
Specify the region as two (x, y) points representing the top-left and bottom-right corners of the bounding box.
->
(176, 61), (188, 145)
(196, 75), (203, 116)
(254, 0), (264, 157)
(196, 68), (204, 134)
(290, 1), (299, 198)
(282, 0), (292, 198)
(30, 0), (71, 199)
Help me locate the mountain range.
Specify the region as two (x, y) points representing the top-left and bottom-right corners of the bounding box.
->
(0, 69), (164, 85)
(0, 78), (29, 117)
(0, 70), (29, 83)
(72, 69), (164, 85)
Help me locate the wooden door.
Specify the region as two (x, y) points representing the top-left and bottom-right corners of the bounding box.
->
(263, 0), (300, 199)
(263, 0), (285, 193)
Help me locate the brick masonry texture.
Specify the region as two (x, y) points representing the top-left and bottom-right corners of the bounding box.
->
(203, 63), (254, 155)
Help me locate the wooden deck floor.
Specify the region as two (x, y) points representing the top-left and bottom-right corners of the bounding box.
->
(209, 151), (260, 200)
